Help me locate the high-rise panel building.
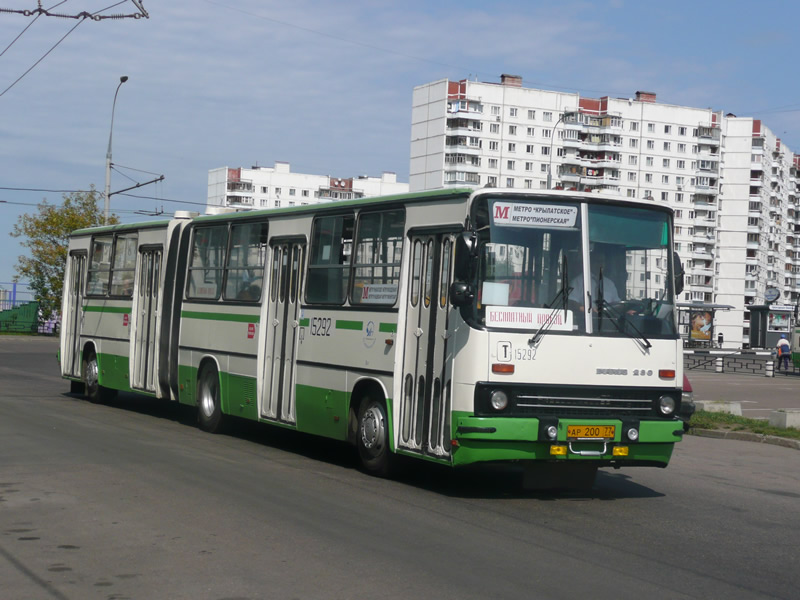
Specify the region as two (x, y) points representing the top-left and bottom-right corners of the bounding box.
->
(411, 75), (798, 348)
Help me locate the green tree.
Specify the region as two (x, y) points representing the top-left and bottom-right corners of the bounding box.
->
(10, 187), (119, 318)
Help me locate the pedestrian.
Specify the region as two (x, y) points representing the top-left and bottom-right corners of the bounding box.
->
(776, 334), (791, 372)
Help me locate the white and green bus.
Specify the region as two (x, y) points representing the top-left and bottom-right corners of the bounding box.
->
(60, 188), (686, 486)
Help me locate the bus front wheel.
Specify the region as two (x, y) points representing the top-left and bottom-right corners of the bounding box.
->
(84, 350), (115, 403)
(357, 397), (393, 477)
(197, 364), (223, 433)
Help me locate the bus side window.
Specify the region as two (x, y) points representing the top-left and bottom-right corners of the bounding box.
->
(307, 214), (354, 304)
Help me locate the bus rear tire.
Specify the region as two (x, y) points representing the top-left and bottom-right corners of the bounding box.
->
(357, 397), (393, 477)
(84, 350), (115, 404)
(197, 364), (223, 433)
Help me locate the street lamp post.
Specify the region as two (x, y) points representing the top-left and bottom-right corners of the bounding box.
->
(104, 75), (128, 224)
(546, 110), (576, 189)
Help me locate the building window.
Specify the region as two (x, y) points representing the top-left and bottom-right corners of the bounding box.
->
(526, 144), (535, 153)
(647, 123), (655, 133)
(647, 140), (655, 150)
(508, 143), (516, 152)
(506, 178), (515, 188)
(260, 186), (267, 193)
(628, 172), (637, 181)
(489, 141), (499, 151)
(645, 173), (653, 183)
(629, 138), (638, 148)
(540, 164), (548, 173)
(487, 176), (497, 186)
(646, 156), (654, 166)
(509, 107), (518, 117)
(508, 125), (517, 135)
(527, 127), (535, 137)
(525, 179), (533, 188)
(677, 143), (686, 153)
(527, 110), (536, 120)
(663, 142), (671, 151)
(543, 111), (553, 122)
(679, 126), (687, 136)
(507, 160), (515, 170)
(628, 155), (638, 165)
(676, 193), (684, 203)
(490, 123), (500, 134)
(664, 125), (672, 134)
(541, 147), (550, 156)
(662, 175), (669, 184)
(488, 158), (498, 168)
(491, 106), (500, 116)
(663, 159), (670, 168)
(525, 161), (534, 171)
(661, 192), (669, 201)
(630, 122), (639, 132)
(557, 148), (565, 157)
(677, 160), (686, 169)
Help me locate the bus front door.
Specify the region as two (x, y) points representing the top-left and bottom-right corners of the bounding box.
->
(261, 241), (305, 424)
(131, 247), (162, 393)
(62, 252), (87, 379)
(399, 233), (455, 459)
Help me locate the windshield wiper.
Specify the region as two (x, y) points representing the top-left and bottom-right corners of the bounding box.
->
(595, 297), (652, 350)
(529, 256), (570, 346)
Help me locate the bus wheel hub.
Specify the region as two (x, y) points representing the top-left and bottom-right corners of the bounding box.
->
(361, 406), (384, 450)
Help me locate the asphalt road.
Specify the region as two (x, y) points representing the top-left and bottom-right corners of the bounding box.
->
(2, 336), (800, 600)
(687, 368), (800, 419)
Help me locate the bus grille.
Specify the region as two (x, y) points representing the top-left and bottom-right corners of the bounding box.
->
(474, 384), (676, 418)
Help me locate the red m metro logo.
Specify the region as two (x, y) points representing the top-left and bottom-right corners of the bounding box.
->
(247, 323), (255, 339)
(494, 205), (510, 220)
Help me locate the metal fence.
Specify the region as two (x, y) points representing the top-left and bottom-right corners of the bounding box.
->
(684, 349), (798, 376)
(0, 282), (60, 335)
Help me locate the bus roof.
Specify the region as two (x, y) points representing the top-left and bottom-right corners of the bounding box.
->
(69, 187), (672, 236)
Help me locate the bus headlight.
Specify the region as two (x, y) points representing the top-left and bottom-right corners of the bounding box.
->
(546, 425), (558, 440)
(658, 395), (676, 416)
(490, 390), (509, 411)
(627, 427), (639, 441)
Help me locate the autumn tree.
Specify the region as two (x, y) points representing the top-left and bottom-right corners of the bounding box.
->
(11, 187), (119, 318)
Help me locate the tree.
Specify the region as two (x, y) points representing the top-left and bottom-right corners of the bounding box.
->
(10, 187), (119, 319)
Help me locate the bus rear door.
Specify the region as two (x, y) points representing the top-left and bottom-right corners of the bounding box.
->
(62, 251), (87, 380)
(131, 247), (162, 393)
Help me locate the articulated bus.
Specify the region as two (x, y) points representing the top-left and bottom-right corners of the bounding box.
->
(60, 188), (686, 487)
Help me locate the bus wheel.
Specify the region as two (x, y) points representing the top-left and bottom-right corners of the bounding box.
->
(197, 364), (223, 433)
(84, 350), (115, 403)
(357, 397), (393, 477)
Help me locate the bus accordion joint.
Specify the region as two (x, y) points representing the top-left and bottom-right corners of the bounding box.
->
(492, 363), (515, 374)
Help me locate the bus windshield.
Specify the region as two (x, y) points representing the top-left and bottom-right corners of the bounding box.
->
(470, 196), (678, 339)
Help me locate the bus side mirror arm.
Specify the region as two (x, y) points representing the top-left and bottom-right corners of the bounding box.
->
(674, 251), (685, 296)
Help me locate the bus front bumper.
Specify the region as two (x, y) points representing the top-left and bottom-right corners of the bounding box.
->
(451, 414), (683, 467)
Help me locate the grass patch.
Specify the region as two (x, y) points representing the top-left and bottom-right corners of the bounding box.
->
(690, 410), (800, 441)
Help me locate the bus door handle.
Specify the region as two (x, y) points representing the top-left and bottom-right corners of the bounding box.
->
(414, 327), (423, 338)
(568, 442), (607, 456)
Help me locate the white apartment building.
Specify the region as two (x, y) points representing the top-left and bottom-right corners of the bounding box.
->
(411, 75), (799, 348)
(208, 161), (408, 211)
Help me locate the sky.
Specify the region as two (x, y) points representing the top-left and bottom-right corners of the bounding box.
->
(1, 0), (800, 287)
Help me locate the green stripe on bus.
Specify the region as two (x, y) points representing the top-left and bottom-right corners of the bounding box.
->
(299, 318), (310, 327)
(83, 305), (130, 314)
(181, 311), (260, 323)
(379, 323), (397, 333)
(335, 320), (363, 331)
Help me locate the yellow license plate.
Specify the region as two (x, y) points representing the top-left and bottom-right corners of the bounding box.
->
(567, 425), (616, 440)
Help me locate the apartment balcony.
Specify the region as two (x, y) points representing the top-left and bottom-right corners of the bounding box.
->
(444, 140), (482, 154)
(227, 181), (253, 193)
(695, 183), (719, 193)
(445, 123), (483, 136)
(225, 194), (254, 207)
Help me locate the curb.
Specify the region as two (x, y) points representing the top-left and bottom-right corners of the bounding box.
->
(689, 428), (800, 451)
